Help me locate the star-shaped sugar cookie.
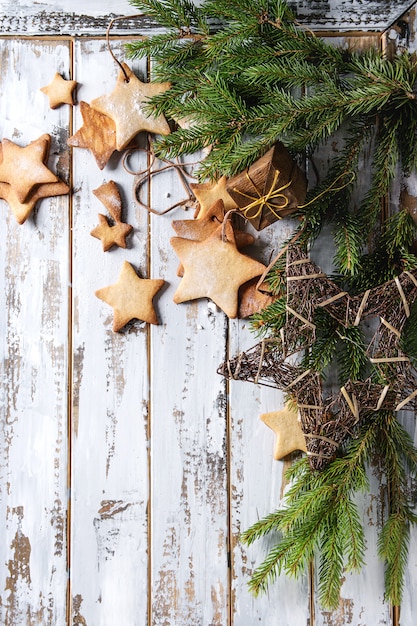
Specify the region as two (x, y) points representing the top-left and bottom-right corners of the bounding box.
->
(0, 135), (59, 204)
(91, 215), (133, 251)
(172, 199), (255, 276)
(170, 221), (266, 318)
(67, 101), (117, 170)
(190, 176), (238, 219)
(0, 180), (70, 224)
(90, 63), (171, 151)
(260, 403), (307, 460)
(90, 180), (133, 251)
(95, 261), (165, 331)
(0, 133), (70, 224)
(40, 72), (77, 109)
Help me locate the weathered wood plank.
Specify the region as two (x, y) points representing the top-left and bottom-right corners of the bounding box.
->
(69, 40), (150, 625)
(149, 161), (230, 625)
(151, 162), (228, 626)
(0, 0), (415, 34)
(0, 38), (70, 625)
(228, 220), (311, 625)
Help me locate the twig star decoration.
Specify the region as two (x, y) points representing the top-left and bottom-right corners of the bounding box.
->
(219, 245), (417, 469)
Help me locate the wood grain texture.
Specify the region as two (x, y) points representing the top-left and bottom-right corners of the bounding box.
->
(0, 0), (415, 34)
(0, 39), (70, 625)
(1, 2), (417, 625)
(70, 39), (150, 626)
(149, 159), (230, 625)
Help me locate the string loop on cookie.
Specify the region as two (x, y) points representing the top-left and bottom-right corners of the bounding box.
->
(106, 15), (146, 82)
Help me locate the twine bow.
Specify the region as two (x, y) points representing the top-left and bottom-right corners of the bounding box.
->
(233, 170), (293, 221)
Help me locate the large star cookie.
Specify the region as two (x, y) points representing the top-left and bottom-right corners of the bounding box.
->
(40, 72), (77, 109)
(170, 221), (266, 318)
(0, 135), (59, 204)
(171, 199), (255, 276)
(95, 261), (165, 331)
(90, 63), (171, 150)
(0, 134), (69, 223)
(67, 101), (117, 170)
(260, 403), (307, 460)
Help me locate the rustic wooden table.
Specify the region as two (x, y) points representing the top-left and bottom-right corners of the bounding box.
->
(1, 1), (417, 625)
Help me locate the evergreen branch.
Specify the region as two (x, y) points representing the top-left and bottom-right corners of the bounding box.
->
(333, 212), (362, 276)
(129, 0), (205, 29)
(378, 512), (412, 606)
(250, 296), (287, 336)
(302, 310), (339, 374)
(336, 325), (368, 383)
(318, 514), (345, 608)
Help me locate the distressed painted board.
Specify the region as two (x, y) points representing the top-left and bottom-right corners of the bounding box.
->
(150, 163), (230, 626)
(0, 39), (70, 624)
(228, 221), (310, 626)
(70, 39), (151, 625)
(1, 2), (417, 626)
(0, 0), (415, 34)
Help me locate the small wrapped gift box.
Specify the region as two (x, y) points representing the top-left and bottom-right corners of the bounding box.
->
(226, 142), (307, 230)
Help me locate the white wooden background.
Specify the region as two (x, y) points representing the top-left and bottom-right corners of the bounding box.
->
(1, 2), (417, 625)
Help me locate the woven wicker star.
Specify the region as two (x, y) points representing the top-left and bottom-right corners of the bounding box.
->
(219, 244), (417, 469)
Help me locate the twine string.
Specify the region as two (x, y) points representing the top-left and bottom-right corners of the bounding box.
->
(106, 14), (146, 82)
(130, 141), (200, 215)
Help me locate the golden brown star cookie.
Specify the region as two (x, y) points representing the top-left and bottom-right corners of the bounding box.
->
(238, 279), (276, 318)
(90, 63), (171, 151)
(190, 176), (238, 219)
(260, 403), (307, 460)
(170, 221), (266, 318)
(40, 72), (77, 109)
(95, 261), (165, 331)
(67, 101), (117, 170)
(0, 135), (58, 204)
(91, 215), (133, 251)
(0, 180), (70, 224)
(90, 180), (133, 251)
(172, 199), (255, 276)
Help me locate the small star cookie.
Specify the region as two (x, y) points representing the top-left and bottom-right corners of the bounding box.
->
(170, 220), (266, 318)
(190, 176), (238, 219)
(95, 261), (165, 331)
(91, 215), (133, 251)
(260, 403), (307, 460)
(90, 63), (171, 150)
(40, 72), (77, 109)
(90, 180), (133, 251)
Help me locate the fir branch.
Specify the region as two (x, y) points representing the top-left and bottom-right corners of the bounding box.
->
(129, 0), (205, 30)
(336, 325), (368, 383)
(302, 309), (339, 374)
(333, 211), (362, 276)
